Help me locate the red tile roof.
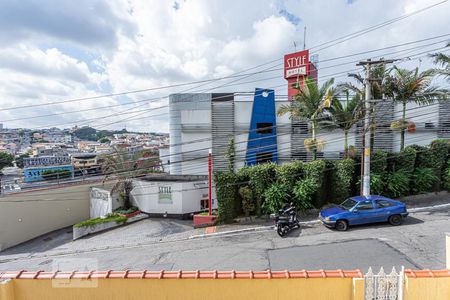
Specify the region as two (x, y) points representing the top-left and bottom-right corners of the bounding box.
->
(2, 269), (449, 280)
(0, 269), (363, 280)
(405, 269), (450, 278)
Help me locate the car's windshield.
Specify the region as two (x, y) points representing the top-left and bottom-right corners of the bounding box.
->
(339, 198), (357, 210)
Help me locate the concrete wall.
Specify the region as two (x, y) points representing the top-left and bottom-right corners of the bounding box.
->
(446, 233), (450, 269)
(0, 277), (362, 300)
(0, 181), (114, 251)
(405, 277), (450, 300)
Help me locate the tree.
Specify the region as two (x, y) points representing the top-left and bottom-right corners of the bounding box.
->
(15, 152), (31, 169)
(0, 152), (14, 170)
(338, 63), (390, 152)
(101, 149), (149, 209)
(430, 44), (450, 82)
(225, 137), (235, 172)
(328, 93), (364, 158)
(99, 137), (110, 144)
(385, 66), (447, 150)
(277, 77), (337, 160)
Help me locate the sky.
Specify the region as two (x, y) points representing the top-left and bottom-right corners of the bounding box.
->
(0, 0), (449, 133)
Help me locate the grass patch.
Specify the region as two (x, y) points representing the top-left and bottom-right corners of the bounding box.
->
(113, 206), (139, 215)
(74, 214), (128, 228)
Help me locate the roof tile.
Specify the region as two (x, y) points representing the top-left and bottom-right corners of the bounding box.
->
(8, 269), (448, 280)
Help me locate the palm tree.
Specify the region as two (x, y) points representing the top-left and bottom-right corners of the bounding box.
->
(277, 77), (337, 160)
(430, 45), (450, 82)
(101, 148), (158, 208)
(328, 93), (364, 158)
(338, 63), (389, 153)
(385, 66), (447, 150)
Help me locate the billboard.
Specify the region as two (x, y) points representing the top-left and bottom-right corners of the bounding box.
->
(23, 165), (74, 183)
(284, 49), (317, 101)
(284, 49), (309, 79)
(23, 156), (71, 167)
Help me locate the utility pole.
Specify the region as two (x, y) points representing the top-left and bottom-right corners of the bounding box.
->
(303, 26), (307, 50)
(357, 59), (395, 197)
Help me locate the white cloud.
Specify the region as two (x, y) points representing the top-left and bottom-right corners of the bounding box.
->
(0, 0), (448, 132)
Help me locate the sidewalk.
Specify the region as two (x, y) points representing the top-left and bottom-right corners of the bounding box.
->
(192, 192), (450, 239)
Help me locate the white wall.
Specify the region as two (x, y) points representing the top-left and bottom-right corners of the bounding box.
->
(131, 180), (211, 215)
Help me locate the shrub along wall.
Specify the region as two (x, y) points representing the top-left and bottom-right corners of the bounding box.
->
(214, 139), (449, 222)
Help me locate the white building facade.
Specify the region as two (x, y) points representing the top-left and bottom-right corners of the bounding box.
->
(169, 91), (450, 176)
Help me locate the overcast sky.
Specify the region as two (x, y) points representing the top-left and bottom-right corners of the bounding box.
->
(0, 0), (448, 132)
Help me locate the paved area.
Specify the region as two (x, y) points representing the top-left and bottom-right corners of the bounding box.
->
(0, 202), (449, 272)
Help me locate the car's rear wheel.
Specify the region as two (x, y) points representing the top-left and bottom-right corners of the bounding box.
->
(388, 214), (402, 226)
(335, 220), (348, 231)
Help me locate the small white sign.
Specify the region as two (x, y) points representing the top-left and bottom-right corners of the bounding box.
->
(285, 66), (307, 78)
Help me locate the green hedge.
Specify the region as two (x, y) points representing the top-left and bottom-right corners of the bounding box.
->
(303, 160), (327, 206)
(213, 139), (449, 219)
(372, 151), (388, 175)
(331, 159), (356, 203)
(275, 160), (304, 187)
(214, 171), (238, 223)
(248, 163), (277, 215)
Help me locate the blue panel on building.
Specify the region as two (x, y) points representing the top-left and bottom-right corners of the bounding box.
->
(23, 165), (74, 183)
(245, 88), (278, 166)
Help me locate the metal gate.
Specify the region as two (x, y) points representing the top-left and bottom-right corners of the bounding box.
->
(364, 267), (404, 300)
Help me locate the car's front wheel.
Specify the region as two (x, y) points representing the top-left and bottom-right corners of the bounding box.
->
(335, 220), (348, 231)
(388, 214), (403, 226)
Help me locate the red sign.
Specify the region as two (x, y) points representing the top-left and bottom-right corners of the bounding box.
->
(284, 50), (309, 79)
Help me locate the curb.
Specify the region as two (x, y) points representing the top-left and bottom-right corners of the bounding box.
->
(190, 203), (450, 239)
(408, 202), (450, 212)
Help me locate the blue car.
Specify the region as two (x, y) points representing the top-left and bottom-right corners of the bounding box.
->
(319, 195), (408, 231)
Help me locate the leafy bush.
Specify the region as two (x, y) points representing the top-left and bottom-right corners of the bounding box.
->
(303, 160), (327, 206)
(388, 146), (416, 174)
(427, 139), (449, 170)
(248, 163), (277, 215)
(412, 167), (439, 194)
(442, 161), (450, 191)
(276, 160), (304, 187)
(410, 144), (431, 169)
(385, 170), (410, 198)
(370, 173), (385, 195)
(371, 151), (388, 175)
(113, 206), (139, 215)
(238, 186), (255, 216)
(293, 178), (317, 212)
(262, 183), (289, 214)
(332, 159), (355, 202)
(356, 173), (385, 195)
(214, 171), (238, 223)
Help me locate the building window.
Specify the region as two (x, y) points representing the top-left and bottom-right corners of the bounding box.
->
(256, 152), (273, 164)
(256, 123), (273, 134)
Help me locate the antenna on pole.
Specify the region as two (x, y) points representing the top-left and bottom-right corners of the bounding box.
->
(303, 26), (307, 50)
(293, 41), (297, 52)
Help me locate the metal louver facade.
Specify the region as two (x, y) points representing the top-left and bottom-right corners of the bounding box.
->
(438, 100), (450, 138)
(356, 99), (395, 152)
(211, 93), (235, 172)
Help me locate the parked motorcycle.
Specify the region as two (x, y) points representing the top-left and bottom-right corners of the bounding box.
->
(270, 202), (300, 237)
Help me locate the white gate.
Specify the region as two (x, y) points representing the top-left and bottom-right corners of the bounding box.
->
(364, 267), (404, 300)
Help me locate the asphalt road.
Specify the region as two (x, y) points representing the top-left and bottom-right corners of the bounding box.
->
(0, 204), (448, 272)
